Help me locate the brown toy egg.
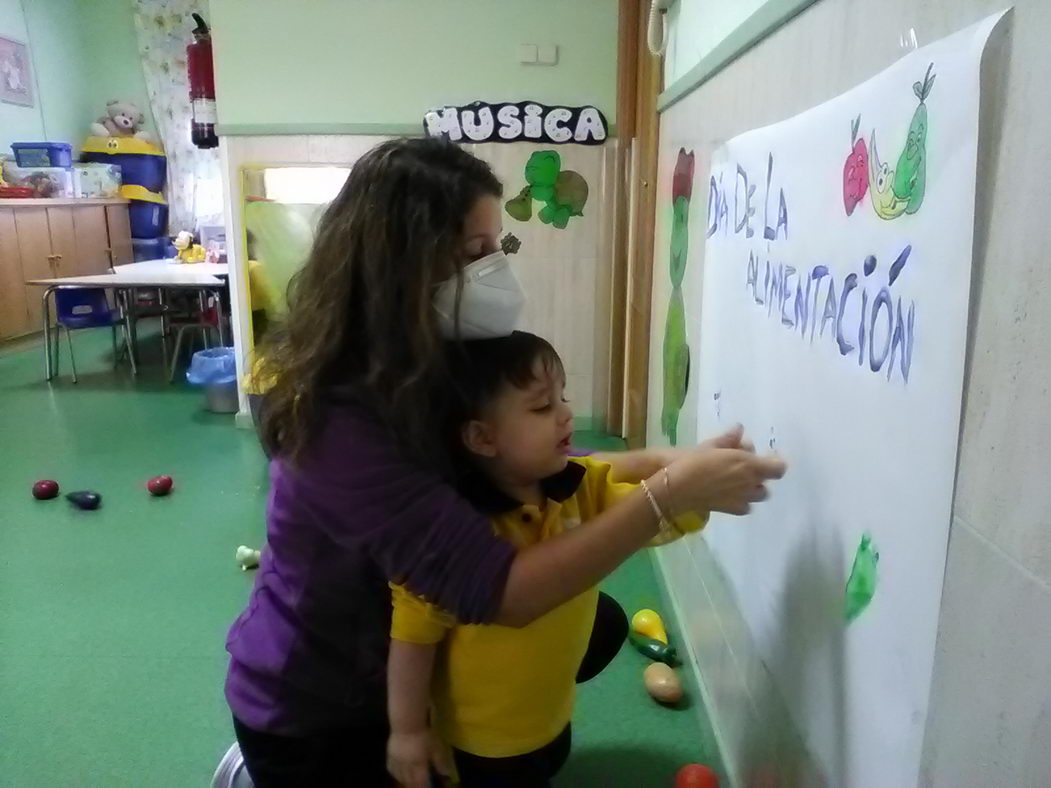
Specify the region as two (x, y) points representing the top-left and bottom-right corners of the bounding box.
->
(643, 662), (683, 704)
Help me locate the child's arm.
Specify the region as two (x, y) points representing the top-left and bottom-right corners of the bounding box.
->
(387, 584), (456, 788)
(578, 457), (708, 546)
(388, 639), (449, 788)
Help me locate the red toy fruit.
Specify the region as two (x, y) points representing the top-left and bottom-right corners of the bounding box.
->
(842, 114), (869, 216)
(147, 475), (174, 496)
(32, 480), (60, 500)
(675, 763), (719, 788)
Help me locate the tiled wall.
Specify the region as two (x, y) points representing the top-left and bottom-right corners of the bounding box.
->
(219, 134), (619, 425)
(647, 1), (1051, 785)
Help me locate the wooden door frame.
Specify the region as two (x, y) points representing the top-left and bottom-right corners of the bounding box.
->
(608, 0), (662, 447)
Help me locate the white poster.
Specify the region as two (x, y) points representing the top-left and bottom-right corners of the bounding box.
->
(695, 13), (1003, 787)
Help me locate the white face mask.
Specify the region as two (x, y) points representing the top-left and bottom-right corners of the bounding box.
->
(433, 250), (526, 339)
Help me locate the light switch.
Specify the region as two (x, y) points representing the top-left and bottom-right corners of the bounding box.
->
(518, 44), (538, 64)
(537, 44), (558, 65)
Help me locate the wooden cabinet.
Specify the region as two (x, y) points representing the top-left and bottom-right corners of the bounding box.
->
(0, 198), (132, 340)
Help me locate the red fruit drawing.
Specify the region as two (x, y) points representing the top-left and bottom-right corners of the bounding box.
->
(843, 114), (868, 216)
(672, 149), (695, 202)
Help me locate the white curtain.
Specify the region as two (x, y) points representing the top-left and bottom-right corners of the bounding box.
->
(131, 0), (222, 233)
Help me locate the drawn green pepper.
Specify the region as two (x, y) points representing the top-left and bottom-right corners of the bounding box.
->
(844, 533), (879, 622)
(893, 63), (935, 215)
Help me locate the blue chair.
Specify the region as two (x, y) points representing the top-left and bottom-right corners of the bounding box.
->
(52, 288), (135, 383)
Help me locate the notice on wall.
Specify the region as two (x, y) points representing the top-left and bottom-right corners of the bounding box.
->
(693, 12), (1003, 787)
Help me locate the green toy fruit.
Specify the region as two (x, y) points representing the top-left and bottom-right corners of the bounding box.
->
(629, 631), (679, 666)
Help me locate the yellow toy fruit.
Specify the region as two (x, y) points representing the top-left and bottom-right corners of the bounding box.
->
(631, 608), (668, 644)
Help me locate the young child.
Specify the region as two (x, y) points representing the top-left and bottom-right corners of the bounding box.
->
(386, 332), (704, 787)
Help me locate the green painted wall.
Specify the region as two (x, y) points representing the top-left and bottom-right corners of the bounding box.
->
(210, 0), (619, 129)
(1, 0), (150, 155)
(0, 0), (44, 152)
(22, 0), (93, 148)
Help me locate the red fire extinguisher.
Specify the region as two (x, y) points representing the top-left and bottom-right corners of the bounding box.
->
(187, 12), (217, 149)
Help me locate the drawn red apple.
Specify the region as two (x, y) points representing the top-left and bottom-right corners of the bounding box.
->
(843, 114), (868, 216)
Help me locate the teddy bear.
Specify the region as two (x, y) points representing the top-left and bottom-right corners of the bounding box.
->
(91, 100), (154, 142)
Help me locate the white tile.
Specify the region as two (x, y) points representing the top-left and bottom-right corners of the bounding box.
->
(920, 519), (1051, 787)
(240, 135), (310, 164)
(307, 135), (390, 164)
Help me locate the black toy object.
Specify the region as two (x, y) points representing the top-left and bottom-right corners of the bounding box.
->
(66, 490), (102, 510)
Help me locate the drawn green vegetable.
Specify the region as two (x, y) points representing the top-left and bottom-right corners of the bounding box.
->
(893, 63), (935, 215)
(662, 288), (689, 444)
(844, 533), (879, 622)
(554, 170), (588, 216)
(504, 186), (533, 222)
(505, 150), (588, 230)
(662, 149), (695, 445)
(538, 202), (572, 229)
(525, 150), (560, 203)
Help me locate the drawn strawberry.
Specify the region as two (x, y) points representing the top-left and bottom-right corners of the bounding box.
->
(842, 114), (868, 216)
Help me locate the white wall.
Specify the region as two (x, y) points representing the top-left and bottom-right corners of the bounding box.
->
(663, 0), (769, 85)
(650, 1), (1051, 784)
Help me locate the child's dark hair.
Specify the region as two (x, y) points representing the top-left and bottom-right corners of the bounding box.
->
(443, 331), (564, 465)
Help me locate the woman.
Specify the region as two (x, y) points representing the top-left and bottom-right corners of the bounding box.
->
(224, 138), (785, 786)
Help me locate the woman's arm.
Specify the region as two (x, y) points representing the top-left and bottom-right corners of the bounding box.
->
(343, 410), (782, 629)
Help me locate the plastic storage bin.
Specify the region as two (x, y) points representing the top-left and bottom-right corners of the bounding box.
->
(132, 237), (171, 261)
(0, 161), (75, 198)
(82, 136), (166, 192)
(11, 142), (73, 168)
(122, 185), (168, 238)
(187, 347), (239, 413)
(73, 162), (122, 198)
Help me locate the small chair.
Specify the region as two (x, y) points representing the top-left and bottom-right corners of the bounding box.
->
(168, 295), (223, 383)
(52, 288), (135, 383)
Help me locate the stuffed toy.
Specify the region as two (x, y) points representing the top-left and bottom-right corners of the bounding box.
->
(174, 230), (206, 263)
(90, 100), (154, 142)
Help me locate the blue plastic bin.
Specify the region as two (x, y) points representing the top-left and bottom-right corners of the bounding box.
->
(187, 347), (239, 414)
(82, 137), (167, 192)
(132, 237), (171, 261)
(12, 142), (73, 168)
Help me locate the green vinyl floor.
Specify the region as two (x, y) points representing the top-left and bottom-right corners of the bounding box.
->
(0, 329), (725, 787)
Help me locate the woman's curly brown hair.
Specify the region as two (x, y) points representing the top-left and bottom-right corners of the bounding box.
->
(257, 138), (502, 465)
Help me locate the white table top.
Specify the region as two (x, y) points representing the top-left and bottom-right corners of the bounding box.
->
(114, 259), (229, 277)
(26, 260), (227, 288)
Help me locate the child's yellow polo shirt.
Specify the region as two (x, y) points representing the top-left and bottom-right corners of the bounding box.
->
(390, 456), (705, 758)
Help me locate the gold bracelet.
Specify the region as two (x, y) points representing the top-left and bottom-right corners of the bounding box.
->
(661, 466), (674, 516)
(642, 478), (681, 542)
(640, 478), (668, 528)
